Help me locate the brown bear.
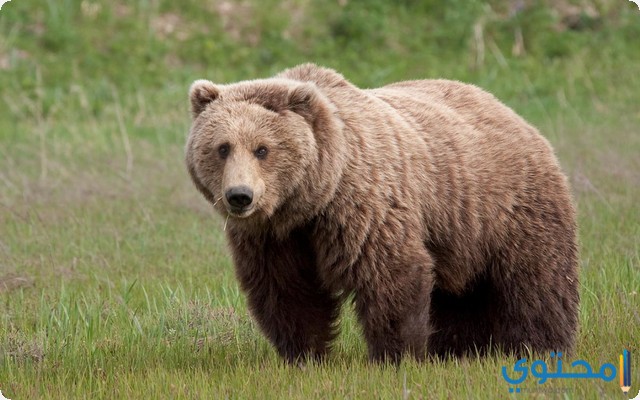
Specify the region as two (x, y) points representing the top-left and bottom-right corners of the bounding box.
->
(185, 64), (579, 364)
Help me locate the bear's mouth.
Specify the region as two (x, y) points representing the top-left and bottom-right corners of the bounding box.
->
(227, 205), (256, 218)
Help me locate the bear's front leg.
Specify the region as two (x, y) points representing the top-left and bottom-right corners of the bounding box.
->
(354, 243), (435, 364)
(228, 229), (341, 364)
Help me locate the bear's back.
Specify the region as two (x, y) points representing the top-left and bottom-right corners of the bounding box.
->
(370, 79), (544, 147)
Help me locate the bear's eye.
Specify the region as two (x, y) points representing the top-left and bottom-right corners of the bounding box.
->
(218, 143), (230, 159)
(254, 146), (268, 160)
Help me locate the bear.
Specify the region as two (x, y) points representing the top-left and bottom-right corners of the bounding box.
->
(185, 63), (579, 364)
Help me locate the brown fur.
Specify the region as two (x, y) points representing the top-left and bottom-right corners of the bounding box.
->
(185, 64), (579, 364)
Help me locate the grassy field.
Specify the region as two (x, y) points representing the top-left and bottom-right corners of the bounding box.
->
(0, 0), (638, 398)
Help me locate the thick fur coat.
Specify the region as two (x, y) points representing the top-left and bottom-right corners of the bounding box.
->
(185, 64), (579, 363)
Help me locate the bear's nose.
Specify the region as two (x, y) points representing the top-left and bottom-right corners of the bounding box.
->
(225, 186), (254, 209)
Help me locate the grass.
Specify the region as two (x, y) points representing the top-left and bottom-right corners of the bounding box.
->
(0, 0), (639, 398)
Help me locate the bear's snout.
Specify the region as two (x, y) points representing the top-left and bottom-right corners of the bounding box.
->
(226, 186), (254, 210)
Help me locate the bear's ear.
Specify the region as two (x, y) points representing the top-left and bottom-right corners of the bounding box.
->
(287, 83), (321, 123)
(189, 80), (220, 118)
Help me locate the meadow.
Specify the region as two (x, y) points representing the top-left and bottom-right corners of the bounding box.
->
(0, 0), (638, 398)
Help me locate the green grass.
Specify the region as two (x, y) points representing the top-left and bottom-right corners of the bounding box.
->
(1, 0), (639, 398)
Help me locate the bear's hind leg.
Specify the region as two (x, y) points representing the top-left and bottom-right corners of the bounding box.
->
(427, 273), (495, 359)
(428, 250), (579, 359)
(488, 257), (579, 357)
(487, 208), (580, 357)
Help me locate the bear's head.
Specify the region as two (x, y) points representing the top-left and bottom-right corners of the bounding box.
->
(186, 77), (345, 233)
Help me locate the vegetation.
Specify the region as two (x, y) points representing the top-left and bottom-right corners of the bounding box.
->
(0, 0), (638, 398)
